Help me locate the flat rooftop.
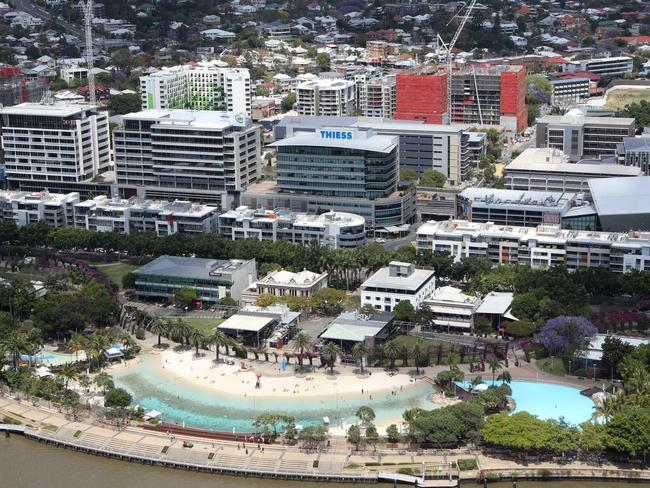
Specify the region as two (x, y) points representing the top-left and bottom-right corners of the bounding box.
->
(272, 132), (397, 153)
(589, 176), (650, 217)
(460, 187), (575, 210)
(506, 148), (642, 176)
(0, 102), (98, 117)
(362, 265), (434, 292)
(133, 255), (250, 280)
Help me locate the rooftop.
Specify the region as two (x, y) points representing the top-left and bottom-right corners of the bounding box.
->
(272, 130), (397, 153)
(459, 188), (575, 210)
(0, 102), (98, 117)
(585, 334), (650, 361)
(506, 148), (642, 176)
(476, 292), (514, 315)
(319, 310), (393, 342)
(589, 176), (650, 217)
(257, 269), (326, 287)
(121, 110), (250, 128)
(133, 255), (251, 280)
(220, 206), (365, 227)
(362, 264), (434, 292)
(218, 314), (275, 333)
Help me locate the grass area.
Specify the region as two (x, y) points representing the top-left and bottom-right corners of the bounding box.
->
(91, 262), (138, 289)
(604, 88), (650, 109)
(536, 357), (567, 376)
(183, 317), (225, 335)
(391, 334), (446, 349)
(2, 416), (22, 425)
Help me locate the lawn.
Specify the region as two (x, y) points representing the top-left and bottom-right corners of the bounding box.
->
(536, 357), (567, 376)
(91, 262), (138, 289)
(604, 88), (650, 109)
(391, 334), (445, 350)
(183, 317), (225, 335)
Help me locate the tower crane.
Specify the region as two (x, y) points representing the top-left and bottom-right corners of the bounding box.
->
(437, 0), (478, 125)
(79, 0), (96, 105)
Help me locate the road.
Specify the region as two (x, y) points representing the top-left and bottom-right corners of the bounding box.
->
(13, 0), (84, 39)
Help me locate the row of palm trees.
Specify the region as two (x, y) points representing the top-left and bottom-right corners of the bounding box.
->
(149, 318), (236, 360)
(1, 328), (43, 370)
(68, 329), (136, 369)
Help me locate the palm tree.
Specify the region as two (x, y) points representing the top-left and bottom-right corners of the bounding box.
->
(122, 335), (137, 357)
(592, 394), (617, 424)
(383, 341), (400, 370)
(188, 328), (207, 356)
(470, 375), (484, 391)
(4, 331), (28, 370)
(447, 352), (460, 369)
(351, 342), (369, 374)
(292, 331), (312, 370)
(68, 332), (86, 360)
(58, 363), (79, 389)
(497, 370), (512, 385)
(322, 341), (340, 374)
(150, 319), (169, 348)
(93, 371), (114, 394)
(88, 332), (110, 369)
(412, 342), (425, 375)
(209, 329), (231, 361)
(487, 356), (503, 385)
(171, 318), (192, 346)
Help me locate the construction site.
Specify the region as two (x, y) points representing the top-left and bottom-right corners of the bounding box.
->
(0, 67), (47, 108)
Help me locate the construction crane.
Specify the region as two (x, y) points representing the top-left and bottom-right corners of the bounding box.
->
(437, 0), (478, 125)
(79, 0), (96, 105)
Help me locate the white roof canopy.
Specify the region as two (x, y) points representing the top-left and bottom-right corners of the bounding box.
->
(218, 314), (275, 333)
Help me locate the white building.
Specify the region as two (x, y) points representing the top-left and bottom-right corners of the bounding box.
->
(140, 62), (252, 115)
(416, 219), (650, 273)
(218, 206), (366, 249)
(60, 65), (88, 83)
(253, 269), (328, 299)
(296, 79), (356, 116)
(550, 78), (590, 106)
(423, 286), (481, 332)
(0, 190), (79, 228)
(0, 103), (111, 186)
(361, 76), (396, 118)
(114, 110), (261, 207)
(563, 56), (633, 77)
(72, 196), (218, 236)
(361, 261), (436, 313)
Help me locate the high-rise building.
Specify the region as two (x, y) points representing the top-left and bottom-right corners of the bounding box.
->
(395, 65), (528, 133)
(114, 110), (261, 207)
(296, 79), (356, 116)
(563, 56), (633, 77)
(140, 62), (252, 115)
(0, 103), (111, 190)
(362, 76), (397, 118)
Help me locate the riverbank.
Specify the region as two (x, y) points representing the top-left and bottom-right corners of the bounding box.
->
(1, 394), (648, 486)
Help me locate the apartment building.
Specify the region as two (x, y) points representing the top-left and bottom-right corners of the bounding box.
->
(218, 206), (366, 249)
(550, 78), (590, 106)
(114, 110), (261, 207)
(140, 63), (252, 115)
(73, 196), (218, 236)
(504, 148), (642, 195)
(0, 103), (111, 191)
(0, 189), (79, 228)
(536, 110), (635, 160)
(296, 79), (356, 116)
(563, 56), (633, 77)
(416, 219), (650, 273)
(361, 261), (436, 313)
(361, 76), (396, 118)
(395, 65), (528, 133)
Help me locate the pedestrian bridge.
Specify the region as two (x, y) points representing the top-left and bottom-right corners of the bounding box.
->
(377, 471), (458, 487)
(0, 423), (26, 433)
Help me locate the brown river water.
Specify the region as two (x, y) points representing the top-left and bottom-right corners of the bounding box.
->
(0, 436), (647, 488)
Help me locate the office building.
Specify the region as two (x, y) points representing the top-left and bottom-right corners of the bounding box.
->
(0, 189), (79, 228)
(274, 116), (475, 185)
(73, 196), (218, 236)
(416, 219), (650, 273)
(296, 79), (356, 116)
(536, 110), (635, 160)
(617, 135), (650, 175)
(563, 56), (633, 77)
(114, 110), (261, 207)
(1, 103), (111, 190)
(133, 255), (257, 303)
(361, 261), (436, 313)
(457, 187), (588, 228)
(217, 206), (366, 249)
(140, 63), (252, 115)
(550, 78), (590, 106)
(395, 65), (528, 133)
(504, 148), (642, 195)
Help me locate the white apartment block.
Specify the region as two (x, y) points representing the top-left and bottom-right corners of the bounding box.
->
(296, 79), (356, 116)
(140, 62), (252, 115)
(550, 78), (590, 106)
(563, 56), (633, 77)
(114, 110), (261, 207)
(416, 219), (650, 273)
(218, 206), (366, 249)
(361, 261), (436, 313)
(0, 103), (111, 186)
(73, 196), (218, 236)
(362, 77), (396, 118)
(0, 190), (79, 228)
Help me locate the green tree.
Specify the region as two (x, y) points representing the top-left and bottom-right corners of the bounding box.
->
(347, 424), (362, 450)
(365, 425), (379, 451)
(315, 52), (330, 71)
(606, 409), (650, 459)
(386, 424), (400, 443)
(298, 425), (327, 450)
(310, 288), (345, 314)
(209, 329), (232, 361)
(393, 300), (415, 322)
(359, 304), (377, 316)
(292, 331), (312, 370)
(108, 93), (142, 114)
(104, 387), (132, 408)
(82, 281), (119, 326)
(399, 168), (418, 181)
(351, 342), (369, 374)
(487, 357), (503, 385)
(150, 319), (168, 348)
(94, 372), (114, 394)
(383, 340), (400, 369)
(188, 328), (206, 356)
(173, 287), (197, 309)
(419, 169), (446, 188)
(356, 405), (376, 427)
(281, 93), (296, 112)
(601, 336), (635, 378)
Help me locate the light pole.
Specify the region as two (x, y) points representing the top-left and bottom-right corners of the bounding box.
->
(568, 360), (572, 376)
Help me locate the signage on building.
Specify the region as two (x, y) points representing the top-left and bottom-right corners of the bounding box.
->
(219, 112), (247, 127)
(543, 212), (561, 224)
(319, 129), (353, 140)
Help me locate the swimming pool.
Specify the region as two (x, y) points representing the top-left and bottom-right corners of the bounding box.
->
(21, 352), (79, 366)
(112, 355), (436, 432)
(457, 380), (594, 424)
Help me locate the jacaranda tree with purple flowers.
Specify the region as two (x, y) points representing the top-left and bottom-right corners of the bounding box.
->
(538, 316), (598, 357)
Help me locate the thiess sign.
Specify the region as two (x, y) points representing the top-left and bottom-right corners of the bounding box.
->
(320, 130), (353, 140)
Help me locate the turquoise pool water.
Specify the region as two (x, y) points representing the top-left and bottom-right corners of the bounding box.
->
(22, 352), (79, 366)
(112, 355), (436, 432)
(457, 380), (594, 424)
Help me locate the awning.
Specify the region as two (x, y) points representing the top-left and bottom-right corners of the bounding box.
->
(319, 323), (382, 342)
(218, 314), (275, 333)
(503, 309), (519, 321)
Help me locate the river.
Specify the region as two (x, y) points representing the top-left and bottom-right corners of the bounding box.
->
(0, 436), (647, 488)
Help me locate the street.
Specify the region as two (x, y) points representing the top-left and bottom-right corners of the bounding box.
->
(13, 0), (85, 39)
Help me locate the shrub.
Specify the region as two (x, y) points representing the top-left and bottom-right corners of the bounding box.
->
(538, 469), (552, 481)
(2, 416), (21, 425)
(456, 458), (478, 471)
(135, 328), (145, 340)
(397, 467), (415, 475)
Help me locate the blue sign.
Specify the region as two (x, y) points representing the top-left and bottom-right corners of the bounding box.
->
(320, 130), (353, 140)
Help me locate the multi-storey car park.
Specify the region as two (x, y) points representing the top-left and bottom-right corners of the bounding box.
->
(416, 219), (650, 273)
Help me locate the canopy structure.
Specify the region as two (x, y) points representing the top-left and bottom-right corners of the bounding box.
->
(35, 366), (52, 378)
(103, 347), (124, 360)
(144, 410), (162, 420)
(218, 314), (276, 347)
(319, 323), (382, 343)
